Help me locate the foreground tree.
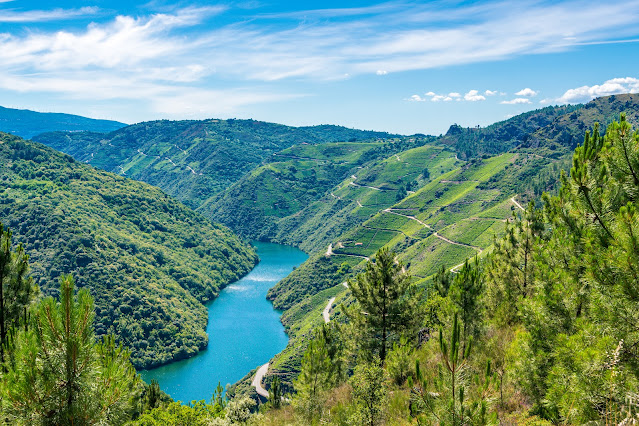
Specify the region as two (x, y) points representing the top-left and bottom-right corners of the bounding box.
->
(449, 257), (483, 348)
(293, 332), (333, 423)
(486, 202), (544, 326)
(0, 223), (37, 362)
(349, 361), (389, 426)
(0, 275), (139, 425)
(506, 116), (639, 422)
(410, 314), (497, 425)
(346, 247), (423, 362)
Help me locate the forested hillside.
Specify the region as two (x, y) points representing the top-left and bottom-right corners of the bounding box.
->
(33, 119), (396, 210)
(232, 94), (639, 410)
(0, 132), (257, 368)
(0, 105), (126, 139)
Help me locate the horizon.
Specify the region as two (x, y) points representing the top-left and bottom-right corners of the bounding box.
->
(1, 1), (639, 135)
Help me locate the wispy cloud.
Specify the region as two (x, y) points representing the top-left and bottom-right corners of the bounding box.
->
(556, 77), (639, 103)
(2, 1), (639, 117)
(0, 6), (99, 23)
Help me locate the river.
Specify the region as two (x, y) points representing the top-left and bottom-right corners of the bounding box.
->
(139, 241), (308, 403)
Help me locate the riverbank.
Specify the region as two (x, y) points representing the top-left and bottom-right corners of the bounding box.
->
(140, 242), (308, 403)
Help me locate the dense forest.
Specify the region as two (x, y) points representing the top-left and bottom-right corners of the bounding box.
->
(0, 132), (257, 368)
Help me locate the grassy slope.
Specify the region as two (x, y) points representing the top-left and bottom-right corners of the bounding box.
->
(0, 132), (257, 369)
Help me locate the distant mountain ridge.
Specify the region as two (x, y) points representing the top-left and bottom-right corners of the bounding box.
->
(0, 105), (126, 139)
(33, 119), (399, 210)
(438, 94), (639, 159)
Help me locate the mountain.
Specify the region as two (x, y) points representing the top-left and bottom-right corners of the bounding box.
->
(0, 105), (126, 139)
(0, 132), (257, 368)
(206, 136), (439, 244)
(228, 93), (639, 396)
(33, 119), (398, 211)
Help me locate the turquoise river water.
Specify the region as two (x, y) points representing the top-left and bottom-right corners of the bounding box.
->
(140, 242), (308, 403)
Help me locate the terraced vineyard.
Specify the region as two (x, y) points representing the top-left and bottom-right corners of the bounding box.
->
(330, 153), (519, 280)
(250, 150), (550, 394)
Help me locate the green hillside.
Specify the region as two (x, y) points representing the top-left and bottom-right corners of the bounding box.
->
(438, 94), (639, 160)
(244, 94), (639, 397)
(33, 119), (397, 211)
(208, 137), (439, 244)
(0, 105), (126, 139)
(248, 112), (639, 426)
(0, 132), (257, 369)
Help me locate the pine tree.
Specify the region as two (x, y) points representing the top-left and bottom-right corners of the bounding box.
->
(449, 257), (483, 347)
(0, 223), (37, 363)
(440, 313), (471, 425)
(346, 247), (423, 362)
(506, 116), (639, 422)
(292, 335), (331, 423)
(268, 376), (282, 409)
(0, 275), (139, 425)
(486, 201), (543, 325)
(144, 379), (162, 412)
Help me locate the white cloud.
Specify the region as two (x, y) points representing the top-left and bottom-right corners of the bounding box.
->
(408, 94), (426, 101)
(464, 90), (486, 101)
(515, 87), (538, 97)
(485, 90), (497, 96)
(539, 98), (554, 105)
(376, 70), (388, 75)
(0, 6), (98, 22)
(501, 98), (532, 104)
(1, 0), (639, 84)
(420, 89), (491, 103)
(556, 77), (639, 103)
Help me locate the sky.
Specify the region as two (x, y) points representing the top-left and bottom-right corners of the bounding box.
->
(1, 0), (639, 135)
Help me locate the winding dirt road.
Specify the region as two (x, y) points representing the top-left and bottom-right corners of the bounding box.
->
(323, 297), (336, 323)
(383, 209), (482, 253)
(511, 196), (525, 211)
(252, 363), (270, 398)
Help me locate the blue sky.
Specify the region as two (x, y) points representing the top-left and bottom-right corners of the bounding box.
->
(1, 1), (639, 134)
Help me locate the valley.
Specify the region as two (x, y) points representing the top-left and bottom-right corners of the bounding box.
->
(1, 93), (639, 424)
